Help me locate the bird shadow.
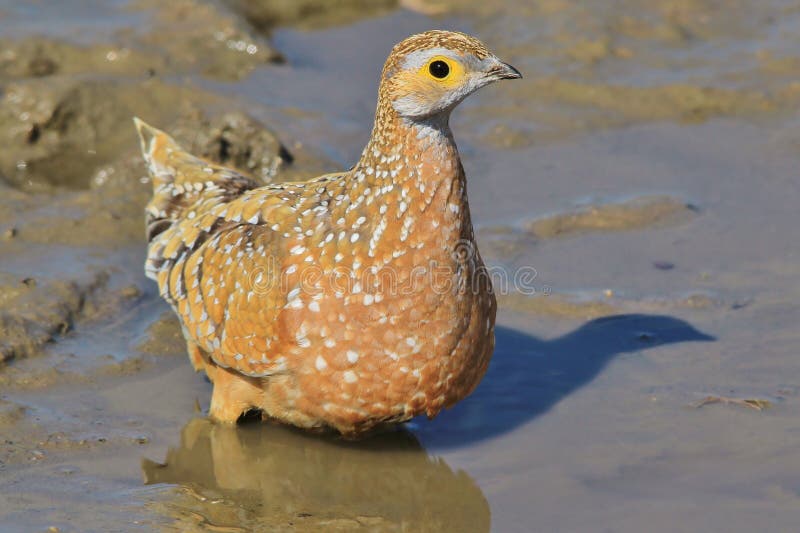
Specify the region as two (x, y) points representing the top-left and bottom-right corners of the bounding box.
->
(410, 313), (714, 449)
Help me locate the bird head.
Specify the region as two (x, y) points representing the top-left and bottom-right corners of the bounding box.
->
(379, 30), (521, 121)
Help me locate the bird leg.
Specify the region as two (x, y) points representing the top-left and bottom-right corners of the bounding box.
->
(186, 340), (207, 373)
(207, 363), (265, 423)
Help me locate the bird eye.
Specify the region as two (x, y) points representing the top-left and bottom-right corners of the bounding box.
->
(428, 60), (450, 79)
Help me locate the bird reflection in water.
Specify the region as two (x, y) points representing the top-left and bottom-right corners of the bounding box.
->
(142, 418), (489, 532)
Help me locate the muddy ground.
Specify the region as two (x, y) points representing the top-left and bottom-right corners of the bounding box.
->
(1, 0), (799, 531)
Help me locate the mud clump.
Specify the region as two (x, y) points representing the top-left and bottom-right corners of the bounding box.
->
(0, 0), (344, 190)
(137, 312), (187, 357)
(0, 40), (61, 78)
(498, 292), (620, 320)
(692, 395), (773, 411)
(529, 79), (779, 123)
(170, 112), (295, 185)
(478, 196), (698, 263)
(0, 81), (323, 251)
(525, 195), (698, 240)
(225, 0), (398, 31)
(0, 0), (281, 83)
(0, 78), (222, 190)
(497, 289), (730, 321)
(0, 38), (160, 80)
(0, 399), (27, 427)
(479, 80), (793, 148)
(132, 0), (283, 79)
(0, 272), (108, 364)
(0, 81), (308, 192)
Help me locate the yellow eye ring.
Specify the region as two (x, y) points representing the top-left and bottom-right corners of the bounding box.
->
(420, 56), (463, 86)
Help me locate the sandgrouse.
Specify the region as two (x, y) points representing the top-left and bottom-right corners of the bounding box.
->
(135, 30), (521, 436)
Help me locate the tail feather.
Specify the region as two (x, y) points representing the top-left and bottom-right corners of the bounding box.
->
(132, 116), (161, 155)
(133, 118), (259, 240)
(134, 118), (261, 285)
(133, 117), (187, 190)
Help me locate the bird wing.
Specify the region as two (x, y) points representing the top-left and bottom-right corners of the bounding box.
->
(175, 222), (286, 376)
(135, 117), (350, 376)
(153, 184), (340, 377)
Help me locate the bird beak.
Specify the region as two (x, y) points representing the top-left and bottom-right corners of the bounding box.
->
(487, 59), (522, 80)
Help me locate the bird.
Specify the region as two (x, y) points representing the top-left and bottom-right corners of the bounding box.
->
(134, 30), (521, 437)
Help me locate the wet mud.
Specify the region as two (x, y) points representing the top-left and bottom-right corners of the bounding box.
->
(430, 0), (800, 146)
(225, 0), (399, 32)
(1, 0), (800, 531)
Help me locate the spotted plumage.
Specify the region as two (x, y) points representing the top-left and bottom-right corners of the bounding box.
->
(135, 30), (521, 436)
